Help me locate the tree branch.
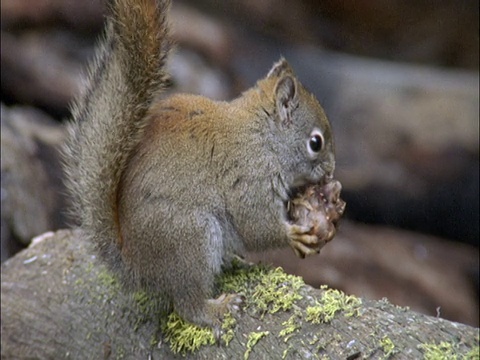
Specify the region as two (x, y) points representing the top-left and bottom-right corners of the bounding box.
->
(1, 230), (478, 359)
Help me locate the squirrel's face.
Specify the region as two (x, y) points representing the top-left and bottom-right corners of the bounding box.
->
(267, 60), (335, 191)
(290, 85), (335, 187)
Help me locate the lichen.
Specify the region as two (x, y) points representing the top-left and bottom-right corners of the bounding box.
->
(418, 340), (479, 360)
(282, 345), (293, 359)
(380, 336), (396, 358)
(149, 334), (159, 347)
(158, 265), (305, 355)
(164, 264), (306, 354)
(162, 312), (215, 355)
(305, 285), (361, 324)
(132, 291), (151, 312)
(419, 341), (457, 360)
(161, 307), (239, 354)
(465, 346), (480, 360)
(218, 260), (257, 293)
(97, 269), (120, 293)
(250, 267), (304, 315)
(244, 331), (270, 360)
(116, 345), (125, 359)
(131, 290), (164, 331)
(279, 313), (301, 342)
(221, 312), (237, 346)
(219, 265), (304, 315)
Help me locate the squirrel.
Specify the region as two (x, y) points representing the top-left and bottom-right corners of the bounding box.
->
(63, 0), (336, 333)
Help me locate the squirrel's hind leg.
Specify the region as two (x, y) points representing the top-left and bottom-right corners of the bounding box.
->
(169, 254), (243, 339)
(166, 211), (243, 337)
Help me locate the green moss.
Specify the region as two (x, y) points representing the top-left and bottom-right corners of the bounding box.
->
(162, 308), (239, 353)
(244, 331), (270, 360)
(309, 334), (320, 346)
(305, 286), (361, 324)
(218, 261), (258, 293)
(465, 346), (479, 360)
(282, 345), (293, 359)
(130, 290), (164, 331)
(220, 312), (236, 346)
(221, 312), (237, 346)
(160, 265), (305, 355)
(255, 268), (304, 314)
(419, 341), (457, 360)
(418, 341), (479, 360)
(380, 336), (396, 358)
(221, 328), (235, 347)
(279, 313), (301, 342)
(132, 291), (153, 315)
(465, 333), (479, 359)
(97, 270), (120, 292)
(162, 312), (215, 355)
(116, 345), (125, 359)
(220, 265), (304, 315)
(245, 267), (304, 315)
(149, 333), (159, 347)
(222, 309), (237, 329)
(85, 261), (95, 273)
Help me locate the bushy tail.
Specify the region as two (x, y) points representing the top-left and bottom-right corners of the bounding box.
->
(63, 0), (172, 271)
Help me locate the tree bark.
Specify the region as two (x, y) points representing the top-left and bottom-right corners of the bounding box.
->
(1, 229), (478, 359)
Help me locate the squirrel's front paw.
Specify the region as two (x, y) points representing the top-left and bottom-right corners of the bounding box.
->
(286, 223), (320, 258)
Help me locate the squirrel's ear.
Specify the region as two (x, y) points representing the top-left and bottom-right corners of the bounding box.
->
(275, 75), (298, 126)
(267, 57), (294, 78)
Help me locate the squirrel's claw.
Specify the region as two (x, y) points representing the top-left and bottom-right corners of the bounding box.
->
(286, 223), (321, 258)
(207, 293), (243, 341)
(289, 238), (320, 259)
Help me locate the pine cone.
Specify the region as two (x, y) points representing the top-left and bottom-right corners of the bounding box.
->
(288, 179), (346, 257)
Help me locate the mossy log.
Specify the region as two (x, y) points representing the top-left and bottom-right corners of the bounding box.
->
(1, 230), (478, 359)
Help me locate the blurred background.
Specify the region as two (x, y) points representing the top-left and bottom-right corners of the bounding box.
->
(1, 0), (478, 326)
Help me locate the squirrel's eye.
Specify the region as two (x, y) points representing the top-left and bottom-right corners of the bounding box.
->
(309, 133), (324, 153)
